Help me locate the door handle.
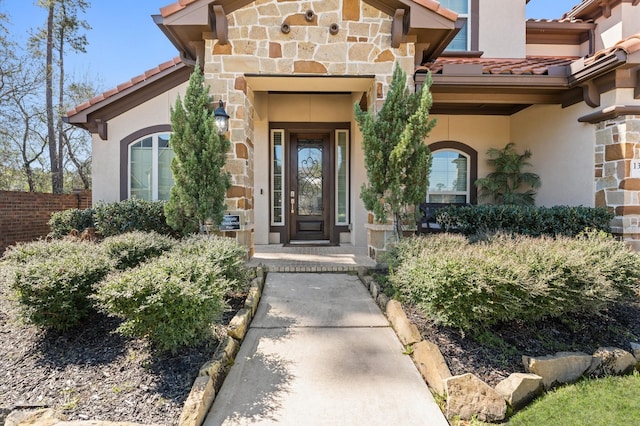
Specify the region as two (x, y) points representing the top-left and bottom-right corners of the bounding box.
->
(290, 192), (295, 214)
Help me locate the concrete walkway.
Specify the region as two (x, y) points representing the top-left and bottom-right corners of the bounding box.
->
(204, 273), (448, 426)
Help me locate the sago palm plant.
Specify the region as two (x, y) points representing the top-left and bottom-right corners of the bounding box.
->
(475, 142), (541, 206)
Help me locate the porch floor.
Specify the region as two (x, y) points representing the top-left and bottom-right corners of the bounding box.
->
(248, 244), (378, 272)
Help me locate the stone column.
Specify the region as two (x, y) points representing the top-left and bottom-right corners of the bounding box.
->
(595, 115), (640, 249)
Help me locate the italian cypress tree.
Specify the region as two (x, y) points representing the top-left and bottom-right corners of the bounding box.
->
(165, 63), (231, 234)
(355, 64), (436, 240)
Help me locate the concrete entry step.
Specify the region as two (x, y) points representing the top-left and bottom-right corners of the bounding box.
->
(204, 273), (448, 426)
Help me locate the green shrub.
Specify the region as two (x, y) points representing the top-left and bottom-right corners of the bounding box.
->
(94, 253), (228, 353)
(94, 199), (175, 237)
(101, 231), (176, 270)
(48, 208), (96, 238)
(389, 232), (640, 332)
(173, 235), (249, 293)
(436, 205), (613, 237)
(6, 240), (112, 330)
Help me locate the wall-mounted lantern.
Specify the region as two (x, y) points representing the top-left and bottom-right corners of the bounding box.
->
(213, 99), (230, 135)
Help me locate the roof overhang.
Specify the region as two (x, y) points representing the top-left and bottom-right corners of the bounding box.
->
(526, 20), (596, 51)
(64, 61), (192, 139)
(244, 74), (375, 93)
(155, 0), (460, 65)
(416, 73), (576, 115)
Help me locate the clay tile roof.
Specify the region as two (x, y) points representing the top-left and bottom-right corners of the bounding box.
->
(160, 0), (197, 18)
(417, 56), (577, 76)
(411, 0), (458, 21)
(526, 17), (591, 24)
(585, 32), (640, 64)
(66, 57), (183, 117)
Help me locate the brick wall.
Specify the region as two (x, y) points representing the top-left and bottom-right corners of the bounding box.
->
(0, 190), (92, 254)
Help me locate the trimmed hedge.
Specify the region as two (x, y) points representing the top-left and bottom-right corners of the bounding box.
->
(435, 205), (613, 237)
(172, 235), (249, 293)
(389, 232), (640, 332)
(101, 231), (176, 270)
(94, 199), (175, 237)
(49, 207), (96, 238)
(94, 237), (247, 353)
(5, 240), (113, 330)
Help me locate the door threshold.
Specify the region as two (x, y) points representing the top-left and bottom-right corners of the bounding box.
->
(285, 240), (335, 247)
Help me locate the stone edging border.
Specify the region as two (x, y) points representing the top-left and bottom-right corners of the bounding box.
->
(178, 266), (266, 426)
(356, 270), (640, 423)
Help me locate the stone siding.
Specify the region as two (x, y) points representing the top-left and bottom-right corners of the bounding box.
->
(595, 115), (640, 249)
(202, 0), (414, 249)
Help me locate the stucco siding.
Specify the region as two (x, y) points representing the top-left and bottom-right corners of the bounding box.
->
(91, 81), (188, 205)
(478, 0), (526, 58)
(511, 103), (595, 207)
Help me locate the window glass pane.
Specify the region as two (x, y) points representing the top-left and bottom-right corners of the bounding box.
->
(440, 0), (468, 13)
(336, 131), (348, 224)
(130, 137), (153, 200)
(157, 135), (174, 201)
(429, 151), (468, 193)
(271, 130), (284, 225)
(447, 20), (467, 51)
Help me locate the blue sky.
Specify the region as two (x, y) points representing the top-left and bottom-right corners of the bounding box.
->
(2, 0), (579, 93)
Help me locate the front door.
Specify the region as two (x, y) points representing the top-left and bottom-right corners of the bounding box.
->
(289, 133), (330, 241)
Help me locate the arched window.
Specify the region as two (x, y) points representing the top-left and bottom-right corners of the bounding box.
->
(120, 126), (173, 201)
(428, 141), (478, 204)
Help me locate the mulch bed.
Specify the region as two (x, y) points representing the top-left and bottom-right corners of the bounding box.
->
(405, 300), (640, 387)
(0, 277), (245, 425)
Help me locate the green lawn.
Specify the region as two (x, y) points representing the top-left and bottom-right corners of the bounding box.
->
(507, 373), (640, 425)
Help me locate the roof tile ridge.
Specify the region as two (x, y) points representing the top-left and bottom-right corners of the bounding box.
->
(66, 57), (183, 117)
(410, 0), (458, 22)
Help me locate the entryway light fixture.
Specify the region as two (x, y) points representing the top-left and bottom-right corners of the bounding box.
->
(214, 99), (230, 135)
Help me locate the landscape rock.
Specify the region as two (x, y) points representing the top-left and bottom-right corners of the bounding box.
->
(376, 293), (389, 311)
(369, 281), (379, 299)
(412, 340), (452, 395)
(523, 352), (593, 389)
(445, 373), (507, 422)
(178, 375), (215, 426)
(244, 283), (262, 316)
(589, 347), (636, 376)
(227, 308), (252, 341)
(5, 408), (63, 426)
(385, 300), (421, 346)
(495, 373), (544, 410)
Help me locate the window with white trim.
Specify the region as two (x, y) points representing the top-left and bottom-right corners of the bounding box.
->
(271, 129), (285, 226)
(428, 149), (470, 203)
(335, 129), (349, 225)
(128, 133), (174, 200)
(441, 0), (470, 51)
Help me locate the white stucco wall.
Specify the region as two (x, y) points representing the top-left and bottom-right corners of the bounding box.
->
(478, 0), (526, 58)
(510, 103), (595, 207)
(426, 108), (595, 208)
(426, 115), (511, 182)
(91, 81), (188, 204)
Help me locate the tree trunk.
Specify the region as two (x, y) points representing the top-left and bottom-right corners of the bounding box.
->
(57, 10), (65, 191)
(45, 2), (62, 193)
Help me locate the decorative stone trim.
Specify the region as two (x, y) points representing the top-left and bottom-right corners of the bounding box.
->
(357, 271), (640, 423)
(594, 114), (640, 249)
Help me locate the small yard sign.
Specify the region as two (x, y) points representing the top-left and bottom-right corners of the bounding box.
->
(220, 214), (241, 231)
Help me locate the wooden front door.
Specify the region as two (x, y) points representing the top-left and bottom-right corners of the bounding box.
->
(289, 133), (330, 241)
